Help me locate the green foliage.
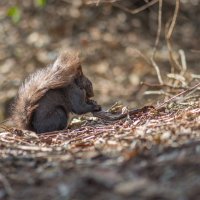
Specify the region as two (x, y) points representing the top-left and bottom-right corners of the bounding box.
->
(7, 1), (47, 23)
(35, 0), (47, 8)
(7, 6), (21, 23)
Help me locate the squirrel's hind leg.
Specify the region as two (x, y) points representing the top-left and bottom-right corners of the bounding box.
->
(31, 107), (68, 133)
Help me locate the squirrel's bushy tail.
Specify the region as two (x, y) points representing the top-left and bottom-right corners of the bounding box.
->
(12, 52), (80, 130)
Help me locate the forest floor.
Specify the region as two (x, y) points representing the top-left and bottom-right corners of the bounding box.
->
(0, 1), (200, 200)
(0, 94), (200, 200)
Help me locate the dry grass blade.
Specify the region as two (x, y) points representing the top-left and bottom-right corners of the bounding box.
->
(166, 0), (182, 73)
(151, 0), (163, 85)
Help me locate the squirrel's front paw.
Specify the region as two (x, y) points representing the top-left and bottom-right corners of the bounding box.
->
(86, 99), (101, 111)
(92, 104), (102, 112)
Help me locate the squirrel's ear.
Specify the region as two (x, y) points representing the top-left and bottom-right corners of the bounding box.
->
(78, 64), (83, 73)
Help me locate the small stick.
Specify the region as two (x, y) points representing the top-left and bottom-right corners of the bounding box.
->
(156, 82), (200, 109)
(113, 0), (159, 15)
(166, 0), (181, 73)
(151, 0), (163, 84)
(141, 82), (187, 90)
(93, 106), (154, 121)
(179, 49), (187, 74)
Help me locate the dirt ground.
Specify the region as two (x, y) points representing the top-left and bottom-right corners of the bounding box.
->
(0, 0), (200, 200)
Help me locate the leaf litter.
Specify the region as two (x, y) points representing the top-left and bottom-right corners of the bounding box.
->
(0, 85), (199, 200)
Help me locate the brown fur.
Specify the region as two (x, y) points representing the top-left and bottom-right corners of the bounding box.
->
(11, 52), (100, 132)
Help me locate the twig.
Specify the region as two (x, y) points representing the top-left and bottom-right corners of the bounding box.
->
(150, 0), (163, 84)
(178, 85), (200, 103)
(179, 49), (187, 74)
(141, 82), (187, 90)
(131, 48), (151, 65)
(113, 0), (159, 15)
(156, 82), (200, 109)
(92, 106), (154, 121)
(144, 90), (171, 96)
(166, 0), (181, 73)
(166, 0), (180, 38)
(167, 73), (186, 86)
(0, 141), (54, 152)
(151, 59), (164, 85)
(191, 74), (200, 79)
(86, 0), (120, 5)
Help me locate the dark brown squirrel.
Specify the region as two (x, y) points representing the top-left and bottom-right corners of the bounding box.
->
(11, 52), (101, 133)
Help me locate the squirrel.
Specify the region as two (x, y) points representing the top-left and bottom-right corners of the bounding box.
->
(11, 52), (101, 134)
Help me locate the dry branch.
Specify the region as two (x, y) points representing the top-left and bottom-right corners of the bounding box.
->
(113, 0), (159, 15)
(156, 82), (200, 109)
(151, 0), (163, 85)
(166, 0), (182, 73)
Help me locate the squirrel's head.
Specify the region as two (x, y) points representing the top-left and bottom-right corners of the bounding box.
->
(57, 51), (95, 99)
(75, 66), (94, 98)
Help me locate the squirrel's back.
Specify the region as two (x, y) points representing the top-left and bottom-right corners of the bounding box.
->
(12, 52), (80, 130)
